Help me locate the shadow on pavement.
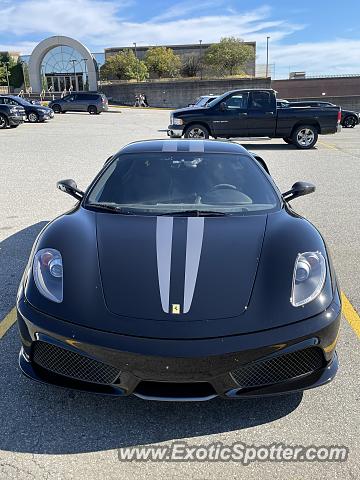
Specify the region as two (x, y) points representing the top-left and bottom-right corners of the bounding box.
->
(0, 223), (303, 455)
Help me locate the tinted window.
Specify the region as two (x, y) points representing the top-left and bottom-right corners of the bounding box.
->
(86, 152), (279, 215)
(2, 98), (19, 106)
(249, 91), (272, 110)
(224, 93), (248, 110)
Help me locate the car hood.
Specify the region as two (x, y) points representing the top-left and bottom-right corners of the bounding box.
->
(96, 214), (267, 321)
(173, 107), (208, 116)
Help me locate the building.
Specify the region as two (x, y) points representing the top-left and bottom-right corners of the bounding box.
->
(0, 51), (21, 61)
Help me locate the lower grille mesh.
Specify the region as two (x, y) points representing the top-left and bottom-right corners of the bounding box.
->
(231, 347), (325, 388)
(32, 341), (121, 385)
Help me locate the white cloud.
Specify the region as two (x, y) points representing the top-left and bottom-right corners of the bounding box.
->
(0, 1), (359, 77)
(261, 39), (360, 77)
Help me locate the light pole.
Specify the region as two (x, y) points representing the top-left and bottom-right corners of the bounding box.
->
(199, 39), (203, 80)
(70, 59), (77, 90)
(265, 36), (270, 78)
(133, 42), (139, 82)
(82, 58), (88, 90)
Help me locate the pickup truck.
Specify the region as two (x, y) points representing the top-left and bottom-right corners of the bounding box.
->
(0, 103), (26, 129)
(167, 89), (341, 149)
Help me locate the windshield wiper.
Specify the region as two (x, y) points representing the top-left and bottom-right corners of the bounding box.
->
(86, 203), (135, 214)
(159, 210), (228, 217)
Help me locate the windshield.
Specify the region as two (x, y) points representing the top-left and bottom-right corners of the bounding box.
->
(206, 92), (229, 108)
(10, 96), (32, 106)
(85, 152), (280, 215)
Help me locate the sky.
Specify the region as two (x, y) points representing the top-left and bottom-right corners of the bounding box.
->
(1, 0), (360, 78)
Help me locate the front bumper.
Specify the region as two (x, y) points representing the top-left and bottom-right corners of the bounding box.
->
(167, 124), (183, 138)
(8, 115), (24, 126)
(17, 294), (341, 401)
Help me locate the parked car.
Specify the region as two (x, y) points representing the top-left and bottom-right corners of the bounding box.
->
(188, 95), (218, 108)
(168, 89), (342, 149)
(0, 95), (54, 123)
(48, 92), (109, 114)
(17, 139), (340, 400)
(0, 103), (26, 129)
(288, 100), (359, 128)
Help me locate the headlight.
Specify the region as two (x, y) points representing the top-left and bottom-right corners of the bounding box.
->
(291, 251), (326, 307)
(173, 117), (184, 126)
(10, 107), (18, 114)
(33, 248), (63, 303)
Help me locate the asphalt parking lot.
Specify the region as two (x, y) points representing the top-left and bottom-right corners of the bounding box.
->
(0, 109), (359, 479)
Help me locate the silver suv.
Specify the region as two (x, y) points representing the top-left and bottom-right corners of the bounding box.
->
(49, 92), (108, 114)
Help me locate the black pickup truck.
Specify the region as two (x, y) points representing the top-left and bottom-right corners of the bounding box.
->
(0, 103), (25, 129)
(167, 89), (341, 149)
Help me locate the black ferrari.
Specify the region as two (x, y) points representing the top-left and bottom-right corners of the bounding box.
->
(17, 139), (341, 400)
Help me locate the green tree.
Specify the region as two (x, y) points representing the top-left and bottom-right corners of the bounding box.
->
(144, 47), (181, 78)
(100, 50), (148, 81)
(204, 37), (255, 76)
(181, 55), (201, 77)
(0, 53), (25, 88)
(0, 64), (6, 85)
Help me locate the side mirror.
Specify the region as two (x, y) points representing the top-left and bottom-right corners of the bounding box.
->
(57, 179), (84, 200)
(219, 102), (227, 111)
(282, 181), (315, 201)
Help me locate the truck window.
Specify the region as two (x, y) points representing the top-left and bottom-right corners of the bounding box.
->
(224, 93), (248, 110)
(249, 92), (272, 110)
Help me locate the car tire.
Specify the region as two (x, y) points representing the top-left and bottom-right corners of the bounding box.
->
(0, 114), (8, 129)
(52, 104), (61, 114)
(88, 106), (97, 115)
(342, 115), (357, 128)
(184, 124), (210, 139)
(291, 125), (318, 149)
(283, 137), (293, 144)
(28, 112), (39, 123)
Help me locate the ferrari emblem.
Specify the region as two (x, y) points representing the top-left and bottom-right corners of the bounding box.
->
(172, 304), (181, 314)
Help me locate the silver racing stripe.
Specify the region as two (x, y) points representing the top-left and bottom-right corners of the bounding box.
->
(183, 217), (204, 313)
(188, 140), (205, 152)
(162, 141), (178, 152)
(156, 217), (173, 313)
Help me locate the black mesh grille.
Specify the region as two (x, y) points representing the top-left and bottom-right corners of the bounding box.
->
(32, 341), (121, 385)
(231, 347), (325, 388)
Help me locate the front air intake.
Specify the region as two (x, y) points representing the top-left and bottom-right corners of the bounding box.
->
(32, 341), (121, 385)
(231, 347), (325, 388)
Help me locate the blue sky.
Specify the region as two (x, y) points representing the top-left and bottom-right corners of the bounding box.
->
(1, 0), (360, 78)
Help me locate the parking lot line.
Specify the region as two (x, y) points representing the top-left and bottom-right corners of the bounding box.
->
(318, 141), (338, 150)
(0, 307), (17, 339)
(341, 292), (360, 339)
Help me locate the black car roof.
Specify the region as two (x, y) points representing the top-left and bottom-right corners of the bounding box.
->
(120, 139), (251, 155)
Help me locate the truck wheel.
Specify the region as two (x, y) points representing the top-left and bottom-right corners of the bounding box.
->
(342, 115), (357, 128)
(292, 125), (318, 149)
(283, 137), (293, 144)
(0, 114), (8, 129)
(184, 124), (209, 139)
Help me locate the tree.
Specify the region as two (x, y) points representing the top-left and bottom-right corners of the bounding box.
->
(0, 64), (6, 85)
(181, 55), (201, 77)
(204, 37), (255, 76)
(100, 50), (148, 81)
(144, 47), (181, 78)
(0, 53), (25, 88)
